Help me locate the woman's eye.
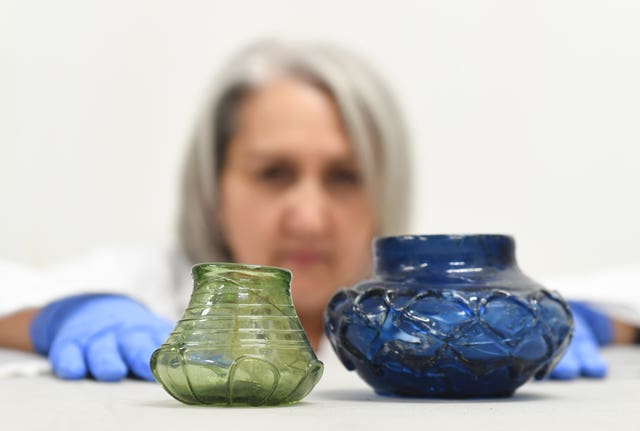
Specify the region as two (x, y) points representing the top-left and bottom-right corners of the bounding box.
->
(258, 166), (293, 183)
(328, 169), (361, 186)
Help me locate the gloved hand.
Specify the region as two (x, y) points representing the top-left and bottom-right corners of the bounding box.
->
(30, 294), (173, 382)
(549, 301), (613, 379)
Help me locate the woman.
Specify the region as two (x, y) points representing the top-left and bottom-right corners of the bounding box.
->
(0, 40), (625, 382)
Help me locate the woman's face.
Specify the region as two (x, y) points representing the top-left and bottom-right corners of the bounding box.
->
(217, 77), (376, 316)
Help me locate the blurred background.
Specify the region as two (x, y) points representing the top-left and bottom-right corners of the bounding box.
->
(1, 0), (638, 278)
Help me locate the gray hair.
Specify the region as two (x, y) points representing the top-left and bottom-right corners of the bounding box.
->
(178, 40), (411, 263)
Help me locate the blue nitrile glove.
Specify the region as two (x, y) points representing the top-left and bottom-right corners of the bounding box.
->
(30, 294), (173, 382)
(549, 301), (613, 379)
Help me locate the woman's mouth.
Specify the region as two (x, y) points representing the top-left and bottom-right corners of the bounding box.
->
(281, 250), (329, 267)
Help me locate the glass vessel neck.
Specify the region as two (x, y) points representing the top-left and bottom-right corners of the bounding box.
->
(191, 263), (292, 292)
(373, 234), (517, 280)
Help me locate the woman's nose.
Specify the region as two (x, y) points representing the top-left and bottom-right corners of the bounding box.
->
(282, 179), (331, 238)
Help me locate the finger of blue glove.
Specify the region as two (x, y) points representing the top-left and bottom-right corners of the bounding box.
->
(549, 312), (608, 379)
(86, 331), (128, 382)
(549, 340), (608, 379)
(49, 341), (87, 380)
(118, 330), (160, 382)
(549, 342), (581, 380)
(573, 334), (607, 378)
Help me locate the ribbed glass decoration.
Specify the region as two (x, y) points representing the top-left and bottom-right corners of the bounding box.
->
(151, 263), (323, 406)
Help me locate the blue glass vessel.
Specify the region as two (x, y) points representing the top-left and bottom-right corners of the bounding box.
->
(324, 234), (573, 398)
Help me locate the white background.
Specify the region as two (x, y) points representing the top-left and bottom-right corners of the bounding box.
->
(1, 0), (638, 278)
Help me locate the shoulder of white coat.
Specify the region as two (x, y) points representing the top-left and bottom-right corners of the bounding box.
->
(39, 245), (191, 319)
(541, 264), (640, 324)
(0, 259), (49, 314)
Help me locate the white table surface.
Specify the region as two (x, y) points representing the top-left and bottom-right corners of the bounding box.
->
(1, 347), (639, 431)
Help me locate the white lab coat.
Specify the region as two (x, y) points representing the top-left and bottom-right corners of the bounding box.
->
(542, 265), (640, 326)
(0, 246), (193, 320)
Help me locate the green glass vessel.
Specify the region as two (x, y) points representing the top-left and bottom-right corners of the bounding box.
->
(150, 263), (323, 406)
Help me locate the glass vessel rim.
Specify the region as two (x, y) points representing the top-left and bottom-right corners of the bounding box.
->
(375, 234), (514, 242)
(191, 262), (292, 277)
